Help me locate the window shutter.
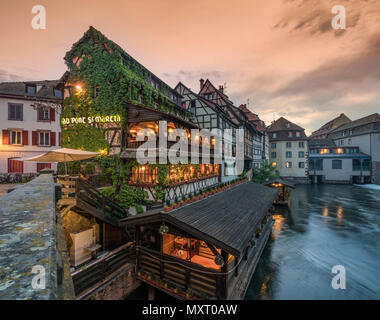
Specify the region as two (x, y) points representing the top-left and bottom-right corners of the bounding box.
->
(50, 132), (56, 146)
(37, 108), (43, 121)
(32, 131), (38, 145)
(2, 130), (9, 145)
(50, 108), (55, 121)
(22, 131), (28, 145)
(59, 132), (61, 146)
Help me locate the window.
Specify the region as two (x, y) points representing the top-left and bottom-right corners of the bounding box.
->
(8, 103), (23, 120)
(54, 89), (63, 98)
(285, 123), (290, 128)
(299, 141), (305, 148)
(353, 159), (361, 171)
(203, 93), (213, 100)
(190, 100), (196, 113)
(271, 152), (277, 158)
(285, 161), (292, 168)
(332, 160), (342, 169)
(272, 132), (277, 139)
(340, 140), (344, 146)
(299, 151), (305, 158)
(271, 142), (276, 149)
(296, 131), (301, 137)
(288, 131), (293, 137)
(38, 107), (50, 121)
(286, 142), (292, 148)
(286, 151), (292, 158)
(299, 162), (305, 168)
(39, 132), (50, 146)
(26, 84), (36, 94)
(316, 159), (323, 171)
(9, 130), (22, 145)
(363, 160), (371, 171)
(348, 139), (352, 145)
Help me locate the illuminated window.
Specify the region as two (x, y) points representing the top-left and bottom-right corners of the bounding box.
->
(285, 161), (292, 168)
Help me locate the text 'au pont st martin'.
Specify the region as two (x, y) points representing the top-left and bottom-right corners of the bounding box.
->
(142, 304), (238, 317)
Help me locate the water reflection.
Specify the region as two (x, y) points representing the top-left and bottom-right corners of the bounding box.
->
(246, 184), (380, 300)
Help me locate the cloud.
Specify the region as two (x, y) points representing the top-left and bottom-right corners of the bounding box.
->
(273, 0), (372, 37)
(0, 69), (25, 82)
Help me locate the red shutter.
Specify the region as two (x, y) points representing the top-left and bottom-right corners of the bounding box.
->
(2, 130), (9, 145)
(50, 108), (55, 121)
(8, 159), (23, 173)
(32, 131), (38, 145)
(37, 163), (51, 172)
(22, 130), (28, 145)
(37, 108), (43, 121)
(50, 132), (56, 146)
(59, 132), (61, 146)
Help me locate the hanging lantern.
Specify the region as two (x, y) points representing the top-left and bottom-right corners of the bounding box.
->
(159, 223), (169, 235)
(214, 255), (225, 267)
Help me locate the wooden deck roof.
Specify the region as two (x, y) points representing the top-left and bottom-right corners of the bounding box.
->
(120, 182), (277, 256)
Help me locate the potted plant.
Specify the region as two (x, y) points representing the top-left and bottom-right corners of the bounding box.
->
(256, 227), (262, 238)
(164, 199), (171, 212)
(186, 288), (194, 299)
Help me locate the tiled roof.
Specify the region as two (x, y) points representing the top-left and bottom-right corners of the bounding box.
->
(329, 113), (380, 133)
(310, 113), (351, 138)
(308, 139), (336, 148)
(238, 104), (266, 133)
(267, 117), (305, 132)
(0, 80), (62, 101)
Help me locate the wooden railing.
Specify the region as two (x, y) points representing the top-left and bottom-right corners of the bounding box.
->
(137, 246), (222, 299)
(71, 242), (135, 297)
(57, 175), (129, 224)
(76, 178), (128, 222)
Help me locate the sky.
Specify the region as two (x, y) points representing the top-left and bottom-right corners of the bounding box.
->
(1, 0), (380, 135)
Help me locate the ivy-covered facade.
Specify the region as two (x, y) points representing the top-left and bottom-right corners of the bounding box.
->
(61, 27), (220, 210)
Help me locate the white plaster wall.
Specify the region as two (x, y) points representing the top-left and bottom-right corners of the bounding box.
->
(0, 97), (61, 173)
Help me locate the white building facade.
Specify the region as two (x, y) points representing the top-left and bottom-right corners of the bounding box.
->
(0, 81), (62, 180)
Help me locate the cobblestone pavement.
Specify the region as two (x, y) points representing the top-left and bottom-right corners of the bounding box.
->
(0, 184), (22, 197)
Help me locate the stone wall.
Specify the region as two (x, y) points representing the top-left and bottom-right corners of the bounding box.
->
(0, 173), (75, 300)
(0, 173), (37, 183)
(88, 266), (140, 300)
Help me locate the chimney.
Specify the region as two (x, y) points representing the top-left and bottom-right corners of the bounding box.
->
(200, 79), (204, 90)
(219, 85), (224, 93)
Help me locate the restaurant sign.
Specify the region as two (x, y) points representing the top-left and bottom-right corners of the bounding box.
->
(61, 115), (121, 125)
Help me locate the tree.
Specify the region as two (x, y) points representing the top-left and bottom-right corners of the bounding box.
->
(252, 161), (279, 184)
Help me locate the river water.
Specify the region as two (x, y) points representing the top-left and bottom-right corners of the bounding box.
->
(245, 184), (380, 300)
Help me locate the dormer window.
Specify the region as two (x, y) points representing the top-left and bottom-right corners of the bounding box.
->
(26, 84), (36, 95)
(272, 132), (277, 138)
(285, 123), (290, 128)
(54, 89), (63, 98)
(203, 93), (213, 100)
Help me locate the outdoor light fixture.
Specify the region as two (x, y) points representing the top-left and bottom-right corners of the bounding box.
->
(214, 255), (225, 267)
(159, 223), (169, 235)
